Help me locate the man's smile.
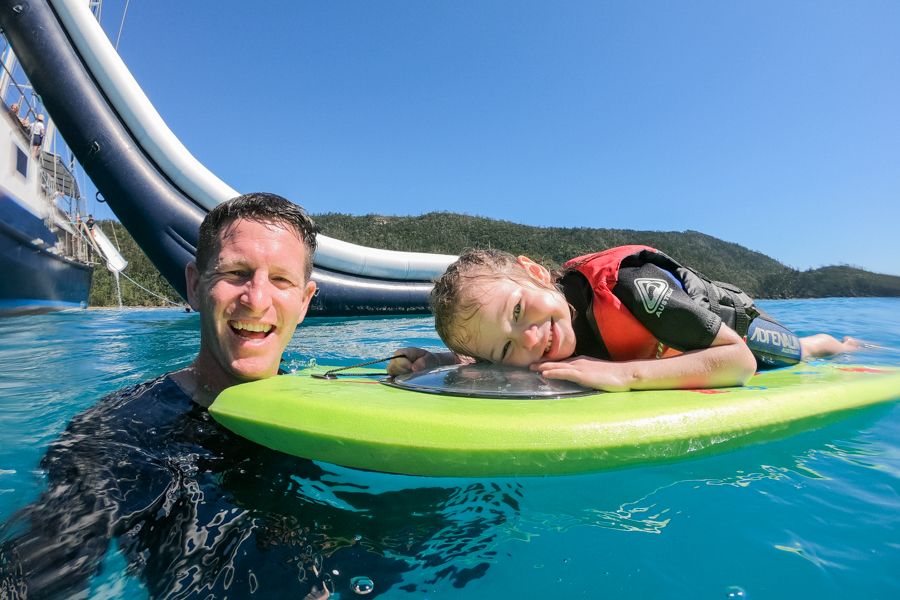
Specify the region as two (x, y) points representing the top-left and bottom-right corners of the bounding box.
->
(229, 320), (275, 340)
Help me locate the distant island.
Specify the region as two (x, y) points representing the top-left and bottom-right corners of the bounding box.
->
(89, 214), (900, 307)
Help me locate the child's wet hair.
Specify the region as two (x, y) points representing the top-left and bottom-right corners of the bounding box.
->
(431, 249), (555, 357)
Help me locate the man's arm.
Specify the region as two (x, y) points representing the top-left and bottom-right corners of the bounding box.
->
(0, 381), (174, 597)
(0, 427), (120, 597)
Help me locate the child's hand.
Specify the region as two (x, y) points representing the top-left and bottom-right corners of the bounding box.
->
(388, 349), (473, 376)
(531, 357), (631, 392)
(387, 348), (443, 376)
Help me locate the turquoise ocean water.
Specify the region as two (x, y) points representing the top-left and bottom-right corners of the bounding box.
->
(1, 298), (899, 598)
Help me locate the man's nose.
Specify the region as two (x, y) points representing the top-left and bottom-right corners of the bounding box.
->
(240, 273), (272, 311)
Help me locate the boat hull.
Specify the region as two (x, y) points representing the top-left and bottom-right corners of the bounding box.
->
(0, 196), (92, 315)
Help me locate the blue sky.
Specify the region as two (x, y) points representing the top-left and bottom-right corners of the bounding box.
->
(89, 1), (899, 275)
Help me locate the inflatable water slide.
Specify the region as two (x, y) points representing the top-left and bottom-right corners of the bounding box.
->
(0, 0), (455, 315)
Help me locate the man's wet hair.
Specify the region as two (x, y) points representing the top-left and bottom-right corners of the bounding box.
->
(431, 248), (544, 357)
(196, 192), (319, 279)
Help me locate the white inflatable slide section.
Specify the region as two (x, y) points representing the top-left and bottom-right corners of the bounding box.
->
(49, 0), (456, 280)
(89, 227), (128, 273)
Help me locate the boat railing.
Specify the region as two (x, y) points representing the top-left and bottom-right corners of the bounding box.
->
(36, 164), (99, 263)
(0, 42), (43, 136)
(38, 151), (80, 202)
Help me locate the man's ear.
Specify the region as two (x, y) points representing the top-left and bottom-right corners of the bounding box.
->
(296, 280), (317, 324)
(516, 255), (552, 286)
(185, 261), (202, 311)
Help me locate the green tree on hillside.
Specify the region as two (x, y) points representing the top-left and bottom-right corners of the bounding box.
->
(89, 221), (181, 307)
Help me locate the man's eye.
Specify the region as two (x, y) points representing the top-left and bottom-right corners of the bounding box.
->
(501, 340), (511, 362)
(512, 302), (521, 321)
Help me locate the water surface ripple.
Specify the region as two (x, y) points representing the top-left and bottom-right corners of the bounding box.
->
(1, 299), (898, 598)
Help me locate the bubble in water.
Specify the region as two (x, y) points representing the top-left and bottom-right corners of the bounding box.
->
(725, 585), (747, 598)
(351, 576), (375, 595)
(321, 573), (335, 595)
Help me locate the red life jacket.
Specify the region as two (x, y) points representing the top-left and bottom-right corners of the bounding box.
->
(564, 245), (681, 361)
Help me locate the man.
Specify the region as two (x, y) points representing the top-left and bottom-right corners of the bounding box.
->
(0, 193), (509, 599)
(29, 113), (44, 157)
(6, 102), (26, 131)
(0, 193), (341, 598)
(174, 193), (317, 405)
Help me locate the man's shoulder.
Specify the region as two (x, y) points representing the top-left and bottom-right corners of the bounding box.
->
(108, 373), (187, 404)
(72, 373), (192, 429)
(39, 373), (199, 473)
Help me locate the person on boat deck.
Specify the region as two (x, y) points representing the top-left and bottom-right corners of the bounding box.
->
(389, 246), (859, 392)
(29, 113), (44, 157)
(0, 193), (347, 599)
(6, 102), (26, 131)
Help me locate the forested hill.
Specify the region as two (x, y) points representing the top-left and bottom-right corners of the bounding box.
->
(314, 212), (900, 299)
(89, 221), (183, 308)
(89, 214), (900, 306)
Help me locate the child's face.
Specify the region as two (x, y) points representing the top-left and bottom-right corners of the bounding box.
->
(458, 274), (577, 367)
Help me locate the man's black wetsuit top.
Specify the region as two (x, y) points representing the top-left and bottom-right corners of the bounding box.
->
(0, 375), (512, 598)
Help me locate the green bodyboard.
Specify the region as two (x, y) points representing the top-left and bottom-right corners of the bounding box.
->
(210, 363), (900, 477)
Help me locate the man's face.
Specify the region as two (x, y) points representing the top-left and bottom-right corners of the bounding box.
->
(187, 218), (316, 386)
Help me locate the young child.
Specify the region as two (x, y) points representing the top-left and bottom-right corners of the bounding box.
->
(390, 245), (860, 391)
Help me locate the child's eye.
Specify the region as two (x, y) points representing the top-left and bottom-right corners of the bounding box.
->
(501, 340), (511, 362)
(512, 302), (521, 321)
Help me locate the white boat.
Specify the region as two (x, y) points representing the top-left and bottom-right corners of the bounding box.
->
(0, 37), (126, 315)
(0, 42), (94, 315)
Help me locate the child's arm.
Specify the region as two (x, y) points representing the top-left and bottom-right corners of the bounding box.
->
(532, 325), (757, 392)
(387, 348), (471, 376)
